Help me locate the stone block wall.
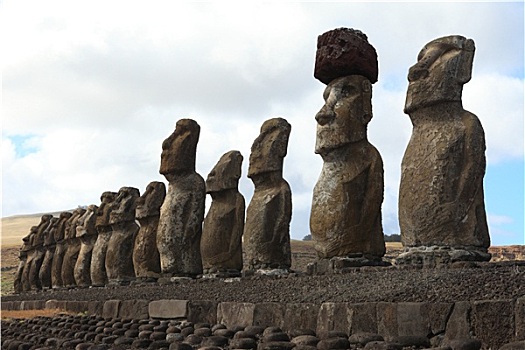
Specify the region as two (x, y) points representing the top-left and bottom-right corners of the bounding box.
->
(2, 297), (524, 349)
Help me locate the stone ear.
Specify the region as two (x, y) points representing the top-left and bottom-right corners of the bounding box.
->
(456, 38), (475, 84)
(362, 80), (373, 123)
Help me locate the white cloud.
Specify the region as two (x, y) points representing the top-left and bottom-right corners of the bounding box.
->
(1, 1), (523, 245)
(487, 214), (514, 226)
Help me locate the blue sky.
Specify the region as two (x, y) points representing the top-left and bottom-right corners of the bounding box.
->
(2, 1), (524, 246)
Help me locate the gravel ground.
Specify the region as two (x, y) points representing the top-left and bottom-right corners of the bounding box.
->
(4, 262), (525, 304)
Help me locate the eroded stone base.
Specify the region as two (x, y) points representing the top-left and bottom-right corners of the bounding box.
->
(202, 268), (241, 279)
(395, 246), (491, 268)
(306, 255), (390, 275)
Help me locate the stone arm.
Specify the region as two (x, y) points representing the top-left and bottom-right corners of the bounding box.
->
(455, 112), (486, 216)
(322, 152), (383, 256)
(269, 181), (292, 248)
(432, 112), (486, 228)
(206, 194), (246, 266)
(357, 152), (384, 238)
(181, 181), (206, 246)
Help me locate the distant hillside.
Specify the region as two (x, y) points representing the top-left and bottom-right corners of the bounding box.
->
(1, 211), (66, 247)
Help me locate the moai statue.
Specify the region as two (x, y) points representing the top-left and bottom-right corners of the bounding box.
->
(39, 217), (59, 289)
(397, 35), (490, 266)
(14, 240), (28, 293)
(15, 228), (36, 293)
(74, 204), (99, 287)
(157, 119), (205, 279)
(28, 214), (53, 290)
(91, 191), (117, 286)
(105, 187), (140, 285)
(61, 208), (86, 288)
(201, 151), (245, 277)
(51, 211), (73, 289)
(133, 181), (166, 282)
(309, 28), (386, 272)
(243, 118), (292, 274)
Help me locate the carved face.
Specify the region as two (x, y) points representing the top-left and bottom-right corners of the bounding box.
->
(160, 119), (200, 180)
(77, 205), (98, 237)
(206, 151), (243, 193)
(109, 187), (140, 224)
(96, 191), (117, 228)
(135, 182), (166, 219)
(404, 35), (474, 113)
(315, 75), (372, 155)
(248, 118), (291, 178)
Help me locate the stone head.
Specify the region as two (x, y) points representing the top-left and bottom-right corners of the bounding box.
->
(54, 211), (72, 241)
(135, 181), (166, 219)
(66, 208), (86, 239)
(404, 35), (475, 114)
(206, 150), (243, 193)
(44, 217), (59, 246)
(96, 191), (118, 228)
(77, 204), (98, 237)
(109, 187), (140, 224)
(22, 226), (38, 251)
(34, 214), (54, 246)
(314, 75), (372, 155)
(160, 119), (200, 181)
(248, 118), (291, 178)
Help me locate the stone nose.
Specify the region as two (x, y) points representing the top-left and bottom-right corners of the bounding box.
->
(315, 106), (335, 126)
(408, 66), (429, 82)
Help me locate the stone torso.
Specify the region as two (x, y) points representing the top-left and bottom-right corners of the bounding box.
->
(310, 142), (384, 259)
(201, 191), (244, 271)
(399, 109), (489, 248)
(157, 173), (205, 277)
(244, 179), (292, 270)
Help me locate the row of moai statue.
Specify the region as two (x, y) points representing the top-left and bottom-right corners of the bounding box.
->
(14, 27), (491, 292)
(14, 116), (293, 292)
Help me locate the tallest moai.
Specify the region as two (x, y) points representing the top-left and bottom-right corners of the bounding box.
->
(397, 35), (490, 266)
(310, 28), (386, 267)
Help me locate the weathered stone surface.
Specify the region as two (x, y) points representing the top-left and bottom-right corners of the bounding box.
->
(39, 217), (59, 289)
(27, 214), (53, 290)
(188, 300), (218, 325)
(399, 35), (490, 262)
(444, 301), (472, 341)
(217, 302), (255, 328)
(316, 303), (349, 335)
(396, 302), (429, 337)
(314, 28), (378, 85)
(421, 303), (454, 336)
(51, 211), (72, 289)
(376, 303), (398, 341)
(149, 299), (188, 319)
(102, 300), (121, 319)
(310, 75), (385, 260)
(74, 205), (98, 287)
(62, 208), (86, 288)
(253, 303), (285, 329)
(91, 191), (117, 286)
(244, 118), (292, 272)
(106, 187), (140, 285)
(283, 303), (319, 332)
(15, 228), (35, 292)
(157, 119), (205, 277)
(516, 296), (525, 340)
(119, 299), (150, 320)
(471, 300), (513, 349)
(349, 303), (378, 334)
(201, 150), (245, 274)
(134, 181), (166, 280)
(500, 341), (525, 350)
